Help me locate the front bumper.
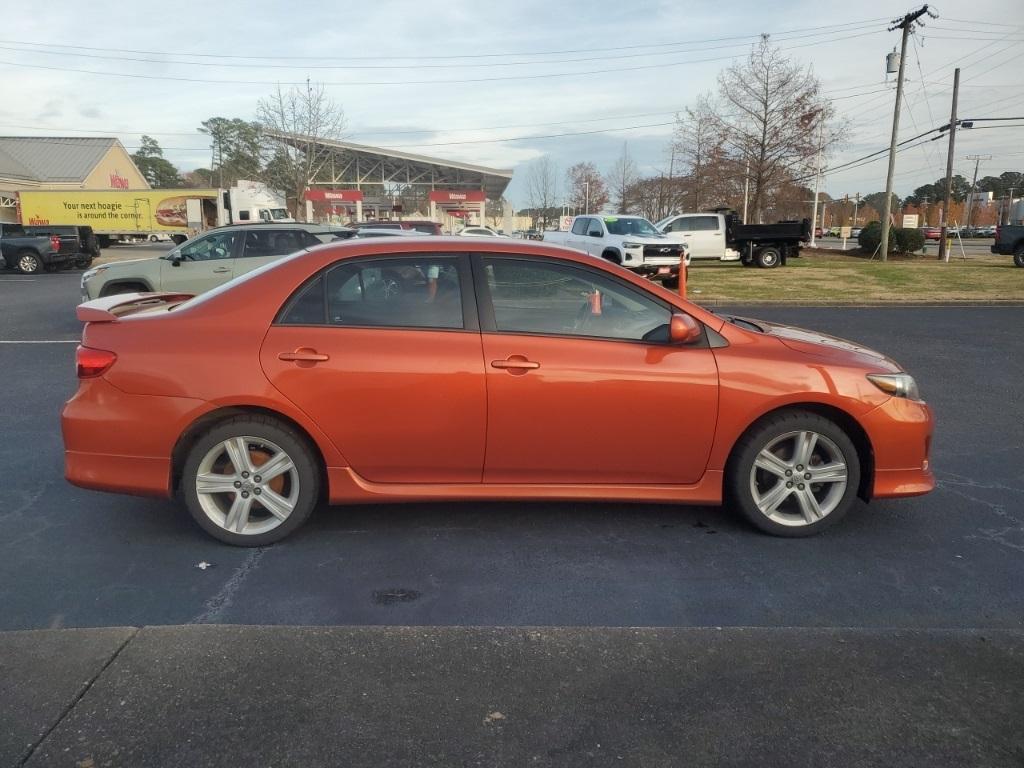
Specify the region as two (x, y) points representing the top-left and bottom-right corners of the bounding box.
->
(861, 396), (935, 499)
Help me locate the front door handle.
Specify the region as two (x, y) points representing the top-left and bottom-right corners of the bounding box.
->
(279, 348), (330, 363)
(212, 267), (231, 273)
(491, 356), (540, 374)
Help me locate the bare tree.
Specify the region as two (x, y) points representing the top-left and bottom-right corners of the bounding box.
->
(526, 156), (559, 230)
(565, 162), (609, 214)
(711, 35), (843, 223)
(257, 82), (347, 219)
(672, 94), (730, 212)
(607, 143), (639, 214)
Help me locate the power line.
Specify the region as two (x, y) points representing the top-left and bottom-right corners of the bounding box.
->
(0, 25), (889, 71)
(0, 18), (891, 62)
(0, 29), (887, 87)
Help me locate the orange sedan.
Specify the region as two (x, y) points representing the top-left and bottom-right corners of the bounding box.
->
(62, 238), (933, 545)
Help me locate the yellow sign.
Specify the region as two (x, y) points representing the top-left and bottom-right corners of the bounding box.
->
(18, 190), (219, 233)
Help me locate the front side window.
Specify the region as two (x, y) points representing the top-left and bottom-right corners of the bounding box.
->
(586, 219), (604, 237)
(667, 218), (692, 233)
(180, 231), (237, 261)
(241, 229), (307, 258)
(279, 256), (464, 329)
(482, 257), (671, 342)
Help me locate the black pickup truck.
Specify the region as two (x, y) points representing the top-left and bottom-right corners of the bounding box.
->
(991, 225), (1024, 267)
(0, 223), (76, 274)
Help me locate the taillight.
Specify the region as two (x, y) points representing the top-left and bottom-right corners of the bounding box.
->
(50, 235), (61, 251)
(76, 345), (117, 378)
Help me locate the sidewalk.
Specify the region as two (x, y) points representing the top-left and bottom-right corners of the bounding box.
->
(3, 626), (1023, 767)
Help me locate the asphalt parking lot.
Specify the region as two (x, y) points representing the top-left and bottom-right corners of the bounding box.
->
(2, 265), (1023, 766)
(2, 268), (1022, 631)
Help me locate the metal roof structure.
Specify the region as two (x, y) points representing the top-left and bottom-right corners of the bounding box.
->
(265, 130), (513, 200)
(0, 137), (118, 183)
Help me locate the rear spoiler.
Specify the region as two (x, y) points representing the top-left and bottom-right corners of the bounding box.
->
(76, 292), (194, 323)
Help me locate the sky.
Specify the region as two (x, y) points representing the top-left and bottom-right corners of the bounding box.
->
(2, 0), (1022, 209)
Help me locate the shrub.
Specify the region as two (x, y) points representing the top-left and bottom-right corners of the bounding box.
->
(895, 227), (925, 253)
(857, 221), (884, 253)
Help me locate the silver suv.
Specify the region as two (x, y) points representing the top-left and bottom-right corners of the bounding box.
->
(81, 224), (353, 301)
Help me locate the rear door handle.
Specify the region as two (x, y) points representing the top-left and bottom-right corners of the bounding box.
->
(491, 357), (540, 373)
(279, 349), (330, 362)
(212, 267), (231, 273)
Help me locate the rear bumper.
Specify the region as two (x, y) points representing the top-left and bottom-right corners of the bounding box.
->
(65, 451), (172, 497)
(62, 377), (208, 498)
(990, 245), (1010, 255)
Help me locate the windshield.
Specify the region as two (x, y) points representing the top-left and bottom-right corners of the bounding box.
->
(269, 209), (291, 220)
(604, 217), (661, 236)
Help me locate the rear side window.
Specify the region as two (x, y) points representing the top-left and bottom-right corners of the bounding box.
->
(241, 229), (307, 258)
(571, 218), (589, 235)
(279, 256), (464, 330)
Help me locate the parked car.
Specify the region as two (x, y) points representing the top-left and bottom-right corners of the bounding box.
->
(991, 225), (1024, 267)
(655, 212), (808, 267)
(457, 226), (506, 237)
(64, 238), (934, 546)
(0, 222), (71, 274)
(921, 227), (942, 241)
(24, 224), (100, 268)
(977, 225), (997, 238)
(80, 223), (354, 300)
(851, 228), (863, 238)
(546, 215), (688, 287)
(352, 228), (422, 238)
(356, 220), (443, 235)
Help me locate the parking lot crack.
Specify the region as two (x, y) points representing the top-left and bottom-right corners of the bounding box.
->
(17, 628), (139, 767)
(191, 547), (267, 624)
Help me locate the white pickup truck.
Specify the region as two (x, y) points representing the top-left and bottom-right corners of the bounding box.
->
(543, 215), (689, 286)
(655, 211), (809, 268)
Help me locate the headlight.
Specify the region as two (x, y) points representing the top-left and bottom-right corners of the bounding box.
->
(867, 373), (921, 401)
(622, 241), (643, 249)
(82, 265), (109, 281)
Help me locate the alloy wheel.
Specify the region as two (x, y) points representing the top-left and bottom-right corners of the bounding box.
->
(194, 436), (299, 536)
(748, 430), (849, 527)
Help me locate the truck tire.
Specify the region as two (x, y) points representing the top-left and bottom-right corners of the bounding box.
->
(755, 247), (782, 268)
(1014, 245), (1024, 268)
(74, 256), (94, 269)
(171, 235), (187, 245)
(14, 250), (43, 275)
(601, 249), (622, 264)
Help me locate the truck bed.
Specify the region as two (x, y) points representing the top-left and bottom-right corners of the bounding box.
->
(729, 219), (809, 244)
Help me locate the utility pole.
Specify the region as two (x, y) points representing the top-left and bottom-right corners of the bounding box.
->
(963, 154), (990, 230)
(809, 121), (825, 247)
(852, 192), (860, 228)
(880, 5), (932, 261)
(742, 160), (750, 224)
(938, 67), (960, 262)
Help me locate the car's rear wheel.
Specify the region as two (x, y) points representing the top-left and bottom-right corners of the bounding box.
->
(755, 247), (781, 268)
(727, 411), (860, 537)
(182, 416), (320, 546)
(1013, 246), (1024, 268)
(15, 250), (43, 274)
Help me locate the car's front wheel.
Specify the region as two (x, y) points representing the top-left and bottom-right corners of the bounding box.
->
(182, 416), (320, 546)
(727, 411), (860, 536)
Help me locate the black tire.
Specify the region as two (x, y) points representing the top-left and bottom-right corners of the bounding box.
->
(1014, 246), (1024, 268)
(181, 415), (320, 546)
(601, 250), (622, 265)
(662, 276), (680, 289)
(14, 250), (43, 274)
(726, 410), (861, 537)
(755, 247), (782, 268)
(74, 256), (94, 270)
(149, 235), (159, 242)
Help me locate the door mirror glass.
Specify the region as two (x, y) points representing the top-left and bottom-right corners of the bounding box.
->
(670, 314), (702, 345)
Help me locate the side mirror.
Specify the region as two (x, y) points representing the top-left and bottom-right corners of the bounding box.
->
(669, 313), (702, 345)
(170, 255), (182, 267)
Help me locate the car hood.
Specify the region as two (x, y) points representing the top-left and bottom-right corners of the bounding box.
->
(95, 257), (160, 271)
(735, 316), (902, 372)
